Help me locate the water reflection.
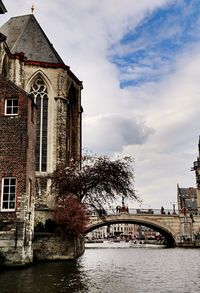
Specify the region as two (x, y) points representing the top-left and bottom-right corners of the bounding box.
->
(0, 260), (88, 293)
(1, 248), (200, 292)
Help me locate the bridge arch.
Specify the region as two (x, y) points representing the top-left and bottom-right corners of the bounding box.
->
(84, 217), (176, 247)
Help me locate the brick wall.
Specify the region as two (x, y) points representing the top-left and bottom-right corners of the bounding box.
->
(0, 76), (36, 216)
(0, 76), (37, 266)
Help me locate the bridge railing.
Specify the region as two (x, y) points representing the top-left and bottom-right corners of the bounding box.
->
(87, 208), (200, 217)
(107, 208), (176, 215)
(87, 208), (178, 217)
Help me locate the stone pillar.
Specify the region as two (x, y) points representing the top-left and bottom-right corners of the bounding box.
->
(55, 96), (68, 164)
(197, 188), (200, 212)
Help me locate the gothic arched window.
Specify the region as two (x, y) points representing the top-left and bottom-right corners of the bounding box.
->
(30, 77), (48, 172)
(2, 55), (9, 78)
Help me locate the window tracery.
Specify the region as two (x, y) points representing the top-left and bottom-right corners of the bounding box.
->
(30, 77), (48, 172)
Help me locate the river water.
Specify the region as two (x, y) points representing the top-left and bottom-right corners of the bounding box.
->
(0, 247), (200, 293)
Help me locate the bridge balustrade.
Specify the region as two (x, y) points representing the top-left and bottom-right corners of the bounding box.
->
(87, 208), (200, 217)
(89, 208), (177, 217)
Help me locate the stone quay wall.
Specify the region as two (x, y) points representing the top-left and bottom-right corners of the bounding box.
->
(0, 221), (33, 267)
(33, 233), (85, 261)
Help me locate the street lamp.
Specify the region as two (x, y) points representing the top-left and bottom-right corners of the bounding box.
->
(170, 202), (176, 214)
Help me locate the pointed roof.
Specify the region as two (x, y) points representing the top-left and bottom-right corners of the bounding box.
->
(178, 187), (198, 210)
(0, 75), (35, 105)
(0, 14), (64, 64)
(0, 0), (7, 14)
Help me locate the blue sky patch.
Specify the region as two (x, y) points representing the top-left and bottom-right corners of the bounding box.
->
(110, 0), (200, 88)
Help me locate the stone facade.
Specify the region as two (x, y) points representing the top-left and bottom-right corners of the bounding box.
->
(33, 233), (84, 261)
(0, 13), (82, 218)
(0, 13), (83, 266)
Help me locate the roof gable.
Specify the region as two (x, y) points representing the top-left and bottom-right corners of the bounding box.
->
(178, 187), (197, 198)
(0, 14), (64, 64)
(0, 0), (6, 14)
(0, 75), (29, 96)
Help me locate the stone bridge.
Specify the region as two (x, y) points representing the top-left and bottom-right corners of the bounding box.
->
(84, 209), (200, 247)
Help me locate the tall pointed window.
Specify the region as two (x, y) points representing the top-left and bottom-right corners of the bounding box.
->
(30, 77), (48, 172)
(2, 55), (9, 78)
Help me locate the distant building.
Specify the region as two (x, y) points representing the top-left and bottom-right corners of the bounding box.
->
(178, 137), (200, 214)
(86, 223), (161, 241)
(177, 186), (198, 213)
(86, 223), (138, 239)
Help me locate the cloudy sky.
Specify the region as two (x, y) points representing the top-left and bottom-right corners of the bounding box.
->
(1, 0), (200, 209)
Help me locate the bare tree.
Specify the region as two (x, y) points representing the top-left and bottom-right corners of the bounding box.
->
(51, 155), (137, 209)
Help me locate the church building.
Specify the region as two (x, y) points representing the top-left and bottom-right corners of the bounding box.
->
(0, 13), (83, 211)
(0, 9), (83, 265)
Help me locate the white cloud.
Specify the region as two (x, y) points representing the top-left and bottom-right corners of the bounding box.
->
(118, 45), (200, 208)
(83, 114), (154, 154)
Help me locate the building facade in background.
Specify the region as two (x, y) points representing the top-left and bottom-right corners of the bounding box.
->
(86, 224), (160, 241)
(178, 138), (200, 214)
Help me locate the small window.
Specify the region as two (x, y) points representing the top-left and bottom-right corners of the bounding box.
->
(1, 177), (16, 211)
(5, 98), (19, 115)
(28, 179), (32, 209)
(31, 101), (34, 123)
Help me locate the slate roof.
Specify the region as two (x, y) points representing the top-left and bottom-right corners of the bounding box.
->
(178, 187), (197, 199)
(0, 74), (36, 107)
(0, 74), (30, 96)
(0, 0), (6, 14)
(0, 14), (64, 64)
(178, 187), (198, 210)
